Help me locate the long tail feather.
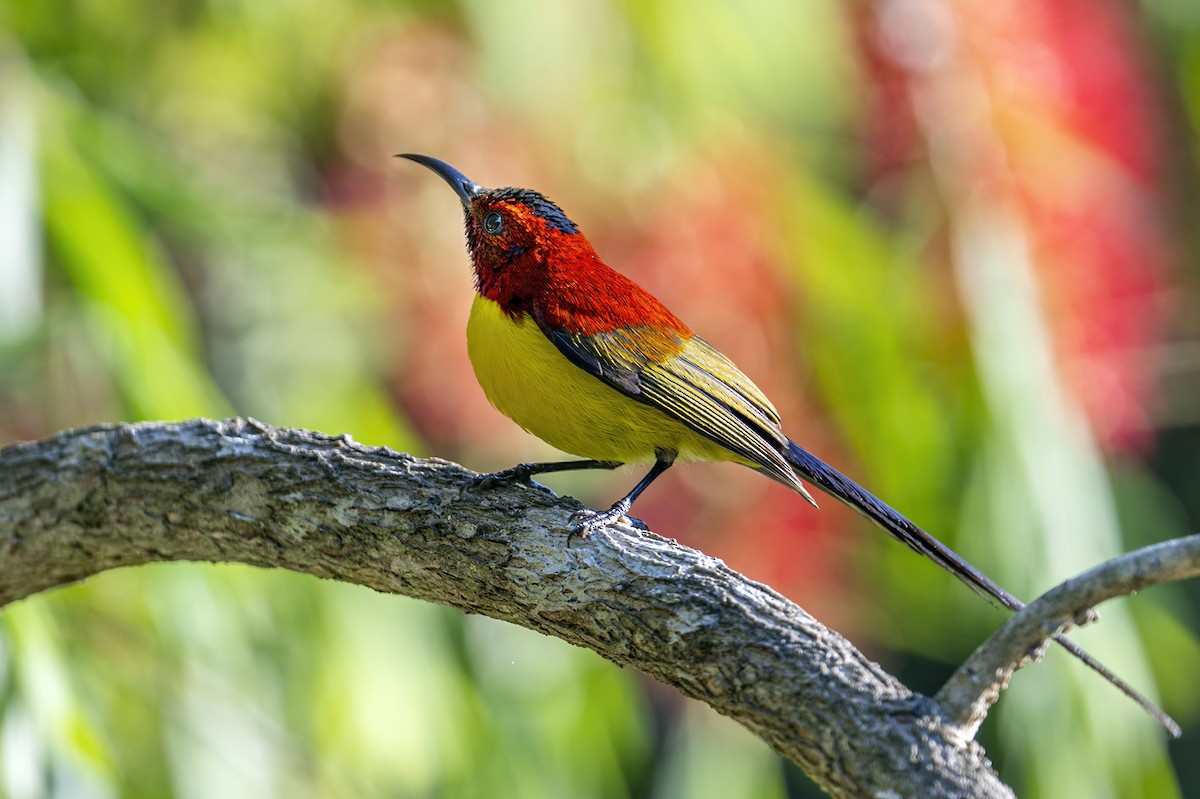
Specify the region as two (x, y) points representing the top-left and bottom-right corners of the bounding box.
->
(784, 440), (1180, 736)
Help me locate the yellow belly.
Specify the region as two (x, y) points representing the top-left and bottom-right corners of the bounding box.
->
(466, 295), (736, 464)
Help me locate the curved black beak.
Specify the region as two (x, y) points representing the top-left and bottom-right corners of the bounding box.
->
(396, 153), (485, 207)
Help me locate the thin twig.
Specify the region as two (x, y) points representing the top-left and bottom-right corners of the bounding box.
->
(937, 535), (1200, 737)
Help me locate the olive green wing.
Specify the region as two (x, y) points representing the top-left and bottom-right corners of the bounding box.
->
(541, 324), (812, 499)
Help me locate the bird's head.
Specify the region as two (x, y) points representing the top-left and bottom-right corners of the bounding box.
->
(398, 154), (598, 308)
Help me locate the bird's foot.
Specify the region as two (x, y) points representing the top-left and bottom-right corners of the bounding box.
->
(567, 504), (648, 543)
(464, 464), (554, 496)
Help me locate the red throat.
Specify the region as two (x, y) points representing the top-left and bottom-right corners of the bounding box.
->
(471, 208), (691, 339)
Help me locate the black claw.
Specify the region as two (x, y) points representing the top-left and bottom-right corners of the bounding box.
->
(464, 465), (553, 496)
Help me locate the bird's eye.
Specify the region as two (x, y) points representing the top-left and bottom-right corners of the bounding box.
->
(483, 211), (503, 235)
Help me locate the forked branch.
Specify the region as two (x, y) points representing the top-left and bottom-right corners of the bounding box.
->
(937, 535), (1199, 736)
(2, 418), (1185, 797)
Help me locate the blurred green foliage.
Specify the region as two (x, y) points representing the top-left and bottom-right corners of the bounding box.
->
(1, 1), (1199, 797)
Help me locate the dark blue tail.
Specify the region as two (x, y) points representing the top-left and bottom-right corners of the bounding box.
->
(784, 441), (1021, 611)
(783, 440), (1182, 733)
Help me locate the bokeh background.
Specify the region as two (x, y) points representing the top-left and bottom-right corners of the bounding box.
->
(1, 0), (1198, 796)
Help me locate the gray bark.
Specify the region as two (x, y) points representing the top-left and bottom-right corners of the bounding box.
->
(0, 418), (1012, 798)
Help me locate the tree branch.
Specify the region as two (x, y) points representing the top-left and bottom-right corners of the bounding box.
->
(1, 418), (1018, 797)
(937, 535), (1200, 737)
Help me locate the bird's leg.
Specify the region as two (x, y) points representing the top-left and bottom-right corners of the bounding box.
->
(468, 459), (623, 494)
(569, 452), (676, 540)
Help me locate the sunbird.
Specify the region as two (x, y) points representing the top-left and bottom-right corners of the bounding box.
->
(399, 153), (1171, 730)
